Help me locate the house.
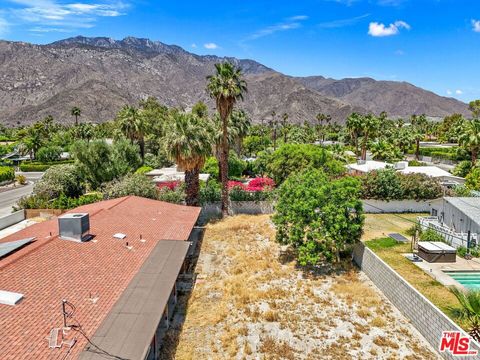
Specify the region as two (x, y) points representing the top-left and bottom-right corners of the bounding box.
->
(429, 197), (480, 234)
(347, 160), (465, 187)
(0, 196), (200, 360)
(146, 166), (210, 185)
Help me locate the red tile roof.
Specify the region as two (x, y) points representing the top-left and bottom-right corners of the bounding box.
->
(0, 196), (200, 360)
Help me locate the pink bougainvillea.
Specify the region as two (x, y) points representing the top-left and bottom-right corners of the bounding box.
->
(227, 180), (247, 190)
(246, 177), (275, 192)
(157, 181), (180, 190)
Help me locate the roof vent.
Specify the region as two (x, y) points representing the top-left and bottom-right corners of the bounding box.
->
(58, 213), (90, 242)
(0, 290), (24, 306)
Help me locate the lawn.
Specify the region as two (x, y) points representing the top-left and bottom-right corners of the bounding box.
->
(364, 234), (465, 329)
(162, 215), (439, 359)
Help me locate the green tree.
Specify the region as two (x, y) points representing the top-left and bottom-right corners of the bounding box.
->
(116, 105), (149, 162)
(164, 112), (212, 206)
(71, 106), (82, 126)
(191, 101), (209, 118)
(206, 62), (247, 217)
(33, 164), (84, 199)
(103, 173), (159, 200)
(459, 120), (480, 165)
(36, 146), (62, 163)
(451, 287), (480, 340)
(466, 167), (480, 190)
(346, 113), (363, 156)
(273, 169), (364, 265)
(411, 114), (428, 159)
(469, 100), (480, 119)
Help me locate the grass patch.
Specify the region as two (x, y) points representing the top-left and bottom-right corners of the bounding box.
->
(362, 213), (425, 241)
(365, 237), (465, 328)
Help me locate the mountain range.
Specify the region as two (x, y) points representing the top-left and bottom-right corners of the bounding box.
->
(0, 36), (470, 126)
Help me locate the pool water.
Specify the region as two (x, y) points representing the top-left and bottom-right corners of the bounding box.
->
(444, 271), (480, 290)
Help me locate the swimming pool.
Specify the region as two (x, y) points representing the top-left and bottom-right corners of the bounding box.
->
(444, 271), (480, 290)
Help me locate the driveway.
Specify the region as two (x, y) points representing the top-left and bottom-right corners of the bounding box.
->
(0, 172), (44, 216)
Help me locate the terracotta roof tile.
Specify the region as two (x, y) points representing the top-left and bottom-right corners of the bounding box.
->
(0, 196), (200, 359)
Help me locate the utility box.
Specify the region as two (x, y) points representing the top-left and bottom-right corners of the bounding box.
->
(58, 213), (90, 242)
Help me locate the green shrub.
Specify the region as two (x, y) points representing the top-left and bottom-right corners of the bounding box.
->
(33, 164), (84, 199)
(199, 180), (221, 204)
(157, 186), (185, 204)
(19, 160), (74, 172)
(466, 168), (480, 190)
(452, 160), (472, 178)
(0, 166), (15, 183)
(36, 146), (62, 163)
(135, 166), (153, 174)
(228, 186), (274, 202)
(50, 192), (104, 210)
(103, 173), (158, 200)
(15, 174), (27, 185)
(16, 194), (49, 209)
(408, 160), (427, 167)
(457, 246), (468, 258)
(399, 173), (443, 201)
(201, 152), (247, 180)
(419, 229), (445, 242)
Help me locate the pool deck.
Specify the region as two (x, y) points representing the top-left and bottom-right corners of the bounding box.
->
(403, 253), (480, 290)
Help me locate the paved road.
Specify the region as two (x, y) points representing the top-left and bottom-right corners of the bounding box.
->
(0, 172), (44, 216)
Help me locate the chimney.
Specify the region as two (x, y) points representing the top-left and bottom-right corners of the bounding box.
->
(58, 213), (90, 242)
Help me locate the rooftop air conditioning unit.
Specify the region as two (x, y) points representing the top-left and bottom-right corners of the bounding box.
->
(58, 213), (90, 242)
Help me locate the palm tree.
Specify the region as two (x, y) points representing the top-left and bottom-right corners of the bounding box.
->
(164, 112), (212, 206)
(315, 113), (331, 142)
(451, 288), (480, 341)
(116, 105), (148, 163)
(230, 110), (251, 155)
(411, 114), (428, 159)
(71, 107), (82, 126)
(206, 62), (247, 217)
(358, 114), (380, 160)
(281, 113), (289, 144)
(460, 120), (480, 165)
(346, 113), (362, 156)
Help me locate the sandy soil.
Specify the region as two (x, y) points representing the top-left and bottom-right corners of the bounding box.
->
(162, 215), (440, 360)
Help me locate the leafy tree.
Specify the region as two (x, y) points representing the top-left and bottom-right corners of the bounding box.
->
(399, 173), (443, 200)
(438, 114), (466, 143)
(71, 106), (81, 126)
(103, 173), (159, 200)
(243, 135), (270, 156)
(36, 145), (62, 163)
(453, 160), (473, 178)
(72, 139), (141, 189)
(459, 120), (480, 165)
(201, 152), (246, 180)
(346, 112), (362, 156)
(206, 62), (247, 217)
(369, 140), (403, 162)
(33, 164), (84, 199)
(411, 114), (428, 159)
(164, 112), (212, 206)
(264, 144), (345, 184)
(191, 101), (209, 118)
(273, 169), (364, 265)
(361, 169), (403, 201)
(466, 167), (480, 190)
(469, 100), (480, 119)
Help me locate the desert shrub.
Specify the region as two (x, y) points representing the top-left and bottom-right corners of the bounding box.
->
(157, 186), (185, 204)
(466, 168), (480, 190)
(16, 194), (50, 209)
(457, 246), (468, 258)
(420, 229), (445, 242)
(408, 160), (427, 167)
(33, 164), (84, 199)
(0, 166), (15, 183)
(135, 166), (153, 174)
(199, 180), (221, 204)
(51, 192), (104, 209)
(453, 160), (473, 178)
(202, 153), (247, 180)
(36, 145), (62, 163)
(103, 173), (158, 200)
(15, 174), (27, 185)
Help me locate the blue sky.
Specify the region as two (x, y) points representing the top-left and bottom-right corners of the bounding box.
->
(0, 0), (479, 102)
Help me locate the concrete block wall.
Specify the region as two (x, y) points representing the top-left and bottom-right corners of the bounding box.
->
(0, 210), (25, 230)
(353, 243), (480, 359)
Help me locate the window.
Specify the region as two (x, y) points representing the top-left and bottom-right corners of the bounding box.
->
(432, 209), (438, 217)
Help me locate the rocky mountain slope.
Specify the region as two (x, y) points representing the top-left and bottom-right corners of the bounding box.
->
(0, 36), (469, 126)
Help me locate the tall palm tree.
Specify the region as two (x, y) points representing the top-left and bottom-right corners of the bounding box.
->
(116, 105), (148, 163)
(451, 288), (480, 341)
(460, 120), (480, 165)
(346, 113), (363, 157)
(206, 62), (247, 217)
(281, 113), (289, 144)
(164, 112), (212, 206)
(230, 110), (251, 155)
(71, 107), (82, 126)
(411, 114), (428, 159)
(359, 114), (380, 160)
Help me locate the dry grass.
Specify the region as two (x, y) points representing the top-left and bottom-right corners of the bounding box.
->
(165, 215), (440, 360)
(362, 213), (426, 241)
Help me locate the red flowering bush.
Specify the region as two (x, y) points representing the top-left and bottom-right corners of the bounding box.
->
(157, 181), (180, 190)
(246, 177), (275, 192)
(227, 180), (247, 190)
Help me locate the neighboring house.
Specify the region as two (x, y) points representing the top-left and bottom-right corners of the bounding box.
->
(347, 160), (465, 187)
(1, 150), (31, 163)
(429, 197), (480, 234)
(146, 166), (210, 185)
(0, 196), (200, 360)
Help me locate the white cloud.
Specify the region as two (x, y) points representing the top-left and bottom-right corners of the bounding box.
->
(446, 90), (453, 95)
(394, 49), (405, 55)
(0, 17), (10, 36)
(473, 20), (480, 33)
(6, 0), (129, 33)
(318, 14), (369, 29)
(204, 42), (218, 49)
(456, 89), (463, 95)
(191, 43), (197, 48)
(246, 15), (308, 41)
(368, 20), (410, 37)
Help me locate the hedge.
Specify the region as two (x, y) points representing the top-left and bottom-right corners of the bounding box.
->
(20, 160), (74, 172)
(0, 166), (15, 183)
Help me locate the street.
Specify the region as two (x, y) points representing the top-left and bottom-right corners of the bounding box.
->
(0, 172), (43, 216)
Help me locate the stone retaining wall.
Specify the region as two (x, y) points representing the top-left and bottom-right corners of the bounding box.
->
(353, 243), (480, 359)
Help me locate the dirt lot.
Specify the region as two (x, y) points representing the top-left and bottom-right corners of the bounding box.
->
(162, 215), (439, 360)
